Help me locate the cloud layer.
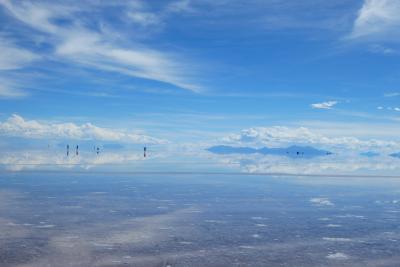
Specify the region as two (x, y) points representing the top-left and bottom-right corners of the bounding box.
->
(220, 126), (400, 151)
(0, 114), (165, 144)
(0, 0), (201, 94)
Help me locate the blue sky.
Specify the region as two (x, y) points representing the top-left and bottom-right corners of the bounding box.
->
(1, 0), (400, 151)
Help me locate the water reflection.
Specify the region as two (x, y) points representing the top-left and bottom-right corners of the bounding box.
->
(1, 147), (400, 176)
(0, 149), (151, 171)
(0, 172), (400, 266)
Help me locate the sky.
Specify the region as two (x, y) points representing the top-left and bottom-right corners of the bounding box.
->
(1, 0), (400, 154)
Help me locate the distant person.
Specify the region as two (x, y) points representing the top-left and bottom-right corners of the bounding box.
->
(97, 147), (100, 155)
(144, 146), (147, 158)
(67, 144), (69, 156)
(76, 145), (79, 156)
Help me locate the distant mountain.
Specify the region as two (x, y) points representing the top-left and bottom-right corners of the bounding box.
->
(207, 145), (332, 158)
(390, 152), (400, 158)
(360, 151), (380, 157)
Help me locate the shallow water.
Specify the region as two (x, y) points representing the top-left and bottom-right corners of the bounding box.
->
(1, 172), (400, 266)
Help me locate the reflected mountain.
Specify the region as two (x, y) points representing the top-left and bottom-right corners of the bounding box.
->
(207, 145), (332, 158)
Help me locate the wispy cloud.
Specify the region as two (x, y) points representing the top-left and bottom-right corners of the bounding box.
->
(0, 114), (166, 144)
(0, 0), (202, 92)
(369, 44), (397, 54)
(384, 92), (400, 97)
(165, 0), (353, 32)
(311, 101), (338, 109)
(127, 11), (161, 27)
(0, 37), (39, 71)
(0, 87), (22, 98)
(0, 36), (40, 97)
(166, 0), (194, 13)
(0, 78), (27, 98)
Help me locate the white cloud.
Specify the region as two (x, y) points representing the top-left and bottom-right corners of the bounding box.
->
(326, 252), (349, 260)
(376, 106), (400, 112)
(0, 114), (166, 144)
(311, 101), (337, 110)
(350, 0), (400, 40)
(0, 0), (201, 92)
(310, 198), (334, 206)
(220, 126), (399, 151)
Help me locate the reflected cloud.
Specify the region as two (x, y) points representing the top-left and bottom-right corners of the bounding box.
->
(326, 252), (349, 260)
(209, 153), (400, 176)
(310, 198), (334, 207)
(1, 146), (400, 176)
(0, 149), (162, 171)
